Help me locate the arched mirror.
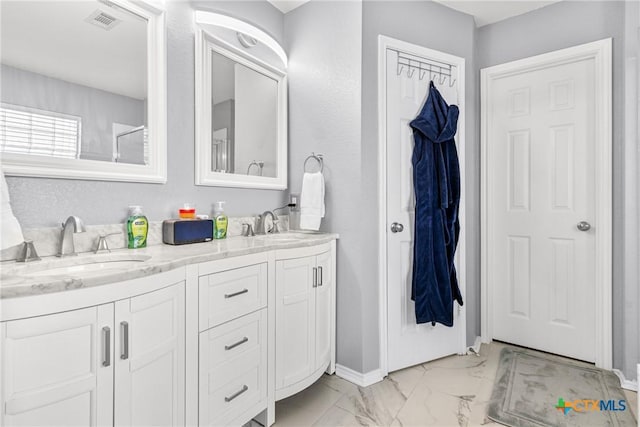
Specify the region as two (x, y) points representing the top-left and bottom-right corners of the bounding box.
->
(194, 11), (287, 189)
(0, 0), (166, 183)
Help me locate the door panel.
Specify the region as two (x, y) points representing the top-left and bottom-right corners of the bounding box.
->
(115, 282), (185, 426)
(490, 58), (596, 362)
(275, 257), (315, 389)
(386, 48), (463, 372)
(314, 251), (332, 371)
(1, 304), (113, 426)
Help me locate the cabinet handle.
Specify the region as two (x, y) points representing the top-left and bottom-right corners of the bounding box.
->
(102, 326), (110, 367)
(120, 321), (129, 360)
(312, 267), (317, 287)
(225, 385), (249, 402)
(318, 266), (323, 286)
(225, 288), (248, 298)
(225, 336), (249, 351)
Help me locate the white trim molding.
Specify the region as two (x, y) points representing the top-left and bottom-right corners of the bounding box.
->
(335, 365), (384, 388)
(377, 35), (467, 377)
(467, 336), (483, 355)
(612, 369), (639, 392)
(480, 38), (613, 369)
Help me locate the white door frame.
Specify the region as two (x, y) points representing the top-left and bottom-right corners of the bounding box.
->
(480, 38), (613, 369)
(377, 35), (467, 377)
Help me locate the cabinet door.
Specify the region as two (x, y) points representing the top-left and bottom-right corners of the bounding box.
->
(1, 304), (114, 426)
(275, 256), (316, 389)
(114, 282), (185, 426)
(314, 251), (333, 371)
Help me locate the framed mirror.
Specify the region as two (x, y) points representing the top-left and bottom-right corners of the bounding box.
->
(0, 0), (167, 183)
(195, 12), (287, 189)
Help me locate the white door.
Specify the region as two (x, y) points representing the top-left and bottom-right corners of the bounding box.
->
(1, 305), (114, 426)
(275, 256), (315, 389)
(385, 45), (465, 373)
(486, 56), (598, 362)
(114, 282), (185, 426)
(314, 251), (332, 371)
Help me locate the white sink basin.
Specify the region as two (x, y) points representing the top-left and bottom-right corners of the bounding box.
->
(254, 232), (322, 244)
(6, 254), (152, 278)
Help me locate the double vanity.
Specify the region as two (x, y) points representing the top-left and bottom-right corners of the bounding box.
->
(0, 1), (328, 425)
(0, 232), (337, 426)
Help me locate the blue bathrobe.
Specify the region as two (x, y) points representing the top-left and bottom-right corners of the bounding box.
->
(409, 81), (463, 327)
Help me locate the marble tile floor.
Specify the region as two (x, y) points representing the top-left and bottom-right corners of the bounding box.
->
(274, 342), (638, 427)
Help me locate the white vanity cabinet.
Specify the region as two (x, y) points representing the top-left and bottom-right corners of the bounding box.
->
(274, 242), (336, 401)
(0, 276), (185, 427)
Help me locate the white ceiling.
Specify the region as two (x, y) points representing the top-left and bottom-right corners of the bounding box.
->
(432, 0), (563, 27)
(268, 0), (563, 27)
(1, 0), (147, 99)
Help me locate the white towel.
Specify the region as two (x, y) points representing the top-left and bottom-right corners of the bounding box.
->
(299, 172), (325, 231)
(0, 170), (24, 249)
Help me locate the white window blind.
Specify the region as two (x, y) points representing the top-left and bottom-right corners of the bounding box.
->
(0, 103), (81, 159)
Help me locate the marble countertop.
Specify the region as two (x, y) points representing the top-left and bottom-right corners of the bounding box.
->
(0, 232), (338, 299)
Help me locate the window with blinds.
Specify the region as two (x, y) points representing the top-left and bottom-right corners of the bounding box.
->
(0, 104), (81, 159)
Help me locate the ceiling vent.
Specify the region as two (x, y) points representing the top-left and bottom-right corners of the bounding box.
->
(84, 9), (121, 31)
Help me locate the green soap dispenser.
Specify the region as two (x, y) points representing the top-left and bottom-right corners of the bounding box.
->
(213, 201), (228, 239)
(127, 205), (148, 249)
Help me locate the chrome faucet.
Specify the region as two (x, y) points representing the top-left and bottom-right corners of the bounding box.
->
(256, 211), (279, 234)
(57, 216), (86, 257)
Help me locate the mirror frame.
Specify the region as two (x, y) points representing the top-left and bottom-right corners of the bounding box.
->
(0, 0), (167, 183)
(194, 13), (287, 190)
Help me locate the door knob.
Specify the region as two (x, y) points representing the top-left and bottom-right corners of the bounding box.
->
(577, 221), (591, 232)
(390, 222), (404, 233)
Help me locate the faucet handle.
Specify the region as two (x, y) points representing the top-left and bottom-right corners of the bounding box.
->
(95, 236), (111, 254)
(242, 223), (255, 237)
(16, 240), (41, 262)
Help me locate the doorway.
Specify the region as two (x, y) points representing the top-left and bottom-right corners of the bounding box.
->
(378, 35), (467, 376)
(481, 39), (612, 368)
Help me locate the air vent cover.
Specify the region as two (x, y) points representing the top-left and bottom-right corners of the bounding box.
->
(84, 9), (121, 31)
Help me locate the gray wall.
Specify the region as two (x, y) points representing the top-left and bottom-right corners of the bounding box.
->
(1, 64), (145, 162)
(284, 1), (365, 372)
(5, 1), (287, 228)
(361, 1), (478, 371)
(477, 1), (633, 379)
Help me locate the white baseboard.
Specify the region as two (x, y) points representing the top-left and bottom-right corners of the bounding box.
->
(612, 369), (638, 392)
(466, 336), (482, 355)
(335, 364), (384, 388)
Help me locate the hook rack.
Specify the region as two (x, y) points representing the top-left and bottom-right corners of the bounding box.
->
(304, 152), (324, 173)
(391, 48), (457, 87)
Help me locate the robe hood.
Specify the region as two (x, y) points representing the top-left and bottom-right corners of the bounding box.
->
(410, 81), (459, 143)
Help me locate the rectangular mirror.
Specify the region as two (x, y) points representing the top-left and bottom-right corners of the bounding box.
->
(0, 0), (166, 183)
(195, 14), (287, 190)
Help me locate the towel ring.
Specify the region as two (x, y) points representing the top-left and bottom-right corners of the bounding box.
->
(304, 153), (323, 173)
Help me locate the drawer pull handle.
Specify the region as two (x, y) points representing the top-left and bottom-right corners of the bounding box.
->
(225, 288), (249, 299)
(225, 385), (249, 402)
(318, 266), (323, 286)
(102, 326), (111, 367)
(225, 336), (249, 351)
(313, 267), (317, 288)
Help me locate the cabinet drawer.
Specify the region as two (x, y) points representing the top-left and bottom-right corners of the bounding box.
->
(199, 310), (267, 426)
(201, 310), (264, 367)
(199, 263), (267, 330)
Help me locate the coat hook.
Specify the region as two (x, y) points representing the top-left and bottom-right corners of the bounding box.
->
(449, 77), (456, 88)
(419, 69), (426, 80)
(397, 63), (404, 76)
(407, 67), (415, 78)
